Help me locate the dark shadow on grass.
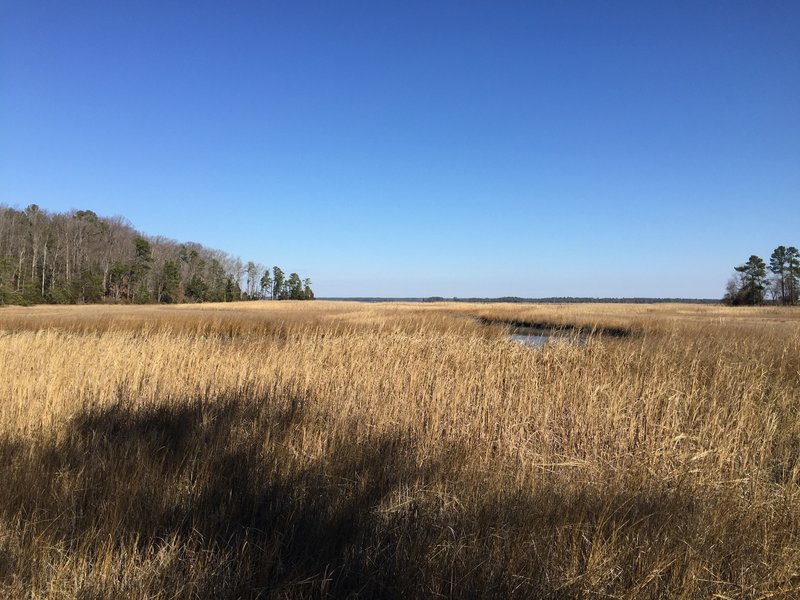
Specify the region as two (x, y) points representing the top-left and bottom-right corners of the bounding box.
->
(0, 395), (461, 597)
(0, 394), (768, 599)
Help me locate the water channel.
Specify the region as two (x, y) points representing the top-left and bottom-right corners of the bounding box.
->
(508, 326), (587, 348)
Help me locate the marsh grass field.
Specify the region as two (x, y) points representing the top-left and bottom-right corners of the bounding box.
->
(1, 301), (799, 598)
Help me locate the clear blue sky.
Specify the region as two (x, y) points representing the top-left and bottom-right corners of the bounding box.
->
(1, 1), (798, 298)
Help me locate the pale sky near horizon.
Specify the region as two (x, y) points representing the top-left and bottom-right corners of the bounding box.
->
(1, 1), (798, 298)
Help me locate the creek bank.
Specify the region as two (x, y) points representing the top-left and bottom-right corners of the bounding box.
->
(477, 316), (631, 338)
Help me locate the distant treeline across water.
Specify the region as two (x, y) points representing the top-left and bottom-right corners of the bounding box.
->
(322, 297), (720, 304)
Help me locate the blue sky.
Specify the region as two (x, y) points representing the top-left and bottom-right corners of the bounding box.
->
(1, 1), (798, 298)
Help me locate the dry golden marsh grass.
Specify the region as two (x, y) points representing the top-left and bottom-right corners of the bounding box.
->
(1, 301), (799, 598)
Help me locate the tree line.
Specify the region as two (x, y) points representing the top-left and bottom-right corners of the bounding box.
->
(724, 245), (799, 305)
(0, 204), (313, 305)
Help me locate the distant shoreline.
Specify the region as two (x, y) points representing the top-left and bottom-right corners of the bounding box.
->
(319, 297), (721, 304)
